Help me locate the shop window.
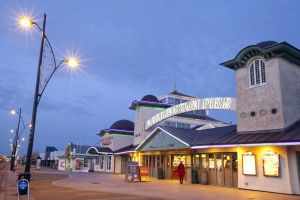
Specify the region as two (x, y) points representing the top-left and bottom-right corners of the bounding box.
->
(249, 59), (266, 87)
(106, 156), (112, 171)
(84, 159), (89, 168)
(100, 155), (105, 170)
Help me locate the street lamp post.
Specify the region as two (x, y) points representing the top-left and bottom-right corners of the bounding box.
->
(24, 14), (46, 174)
(18, 14), (80, 177)
(10, 108), (22, 171)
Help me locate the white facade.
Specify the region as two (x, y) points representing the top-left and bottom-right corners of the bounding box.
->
(133, 92), (229, 146)
(101, 134), (133, 152)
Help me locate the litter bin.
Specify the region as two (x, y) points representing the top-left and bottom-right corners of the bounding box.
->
(157, 168), (164, 179)
(18, 173), (31, 181)
(191, 169), (199, 184)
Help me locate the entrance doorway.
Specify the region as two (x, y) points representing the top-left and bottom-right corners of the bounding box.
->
(171, 155), (186, 179)
(142, 154), (190, 180)
(194, 152), (237, 187)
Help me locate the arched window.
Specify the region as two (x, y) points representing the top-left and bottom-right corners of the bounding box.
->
(249, 59), (266, 86)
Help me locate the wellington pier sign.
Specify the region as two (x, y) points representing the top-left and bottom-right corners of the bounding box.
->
(145, 97), (236, 130)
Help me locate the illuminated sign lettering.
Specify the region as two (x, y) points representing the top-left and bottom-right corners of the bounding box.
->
(145, 97), (236, 130)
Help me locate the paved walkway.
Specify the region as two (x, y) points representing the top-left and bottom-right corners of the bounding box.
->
(53, 170), (300, 200)
(0, 167), (35, 200)
(2, 167), (300, 200)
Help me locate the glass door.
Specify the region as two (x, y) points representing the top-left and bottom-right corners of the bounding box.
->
(100, 155), (105, 171)
(200, 154), (208, 184)
(224, 153), (232, 187)
(208, 154), (215, 185)
(232, 153), (238, 187)
(216, 153), (223, 185)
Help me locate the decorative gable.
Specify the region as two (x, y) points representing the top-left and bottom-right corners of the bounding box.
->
(138, 129), (189, 151)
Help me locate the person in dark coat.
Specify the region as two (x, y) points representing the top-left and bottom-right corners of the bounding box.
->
(178, 161), (185, 184)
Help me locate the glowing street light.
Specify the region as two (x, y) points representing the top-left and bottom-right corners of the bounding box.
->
(19, 17), (33, 28)
(65, 58), (79, 68)
(21, 137), (25, 141)
(10, 109), (16, 115)
(10, 129), (14, 133)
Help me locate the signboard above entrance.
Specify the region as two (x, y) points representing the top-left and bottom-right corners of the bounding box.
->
(145, 97), (236, 130)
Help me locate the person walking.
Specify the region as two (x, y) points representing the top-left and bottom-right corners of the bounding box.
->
(178, 161), (185, 184)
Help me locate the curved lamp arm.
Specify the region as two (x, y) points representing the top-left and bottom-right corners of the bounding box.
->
(32, 22), (57, 68)
(37, 59), (65, 104)
(14, 112), (26, 139)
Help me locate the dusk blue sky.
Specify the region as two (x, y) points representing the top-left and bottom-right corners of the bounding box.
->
(1, 0), (300, 156)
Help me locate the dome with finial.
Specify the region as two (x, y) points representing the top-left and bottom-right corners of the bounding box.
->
(141, 94), (159, 102)
(109, 119), (134, 131)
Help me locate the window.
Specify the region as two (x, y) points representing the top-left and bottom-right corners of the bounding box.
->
(174, 98), (181, 105)
(168, 98), (181, 105)
(84, 159), (89, 168)
(161, 98), (167, 103)
(166, 121), (176, 127)
(249, 59), (266, 86)
(177, 122), (190, 129)
(100, 155), (104, 170)
(106, 156), (112, 171)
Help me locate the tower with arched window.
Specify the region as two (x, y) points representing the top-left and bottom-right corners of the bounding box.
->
(221, 41), (300, 133)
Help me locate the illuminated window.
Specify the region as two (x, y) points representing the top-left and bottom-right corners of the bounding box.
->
(249, 59), (266, 86)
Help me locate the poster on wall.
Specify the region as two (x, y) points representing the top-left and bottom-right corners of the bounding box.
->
(126, 162), (140, 182)
(242, 152), (256, 175)
(139, 166), (149, 182)
(263, 151), (280, 177)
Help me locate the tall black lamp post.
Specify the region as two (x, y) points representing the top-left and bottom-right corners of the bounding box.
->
(18, 14), (80, 178)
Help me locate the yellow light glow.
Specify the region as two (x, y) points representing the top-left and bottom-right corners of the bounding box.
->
(65, 58), (79, 68)
(10, 110), (16, 115)
(29, 124), (32, 128)
(19, 17), (33, 28)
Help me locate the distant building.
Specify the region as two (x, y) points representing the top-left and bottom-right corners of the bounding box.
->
(58, 143), (102, 172)
(45, 146), (58, 160)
